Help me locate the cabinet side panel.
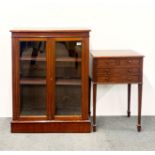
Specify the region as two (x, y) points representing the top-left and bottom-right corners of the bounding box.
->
(12, 38), (20, 120)
(82, 38), (89, 120)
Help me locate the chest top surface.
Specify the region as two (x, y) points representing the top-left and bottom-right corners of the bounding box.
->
(91, 50), (144, 58)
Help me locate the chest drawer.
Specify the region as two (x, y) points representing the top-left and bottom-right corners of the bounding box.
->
(96, 75), (139, 83)
(120, 58), (140, 67)
(93, 58), (142, 83)
(95, 58), (141, 68)
(96, 68), (140, 76)
(91, 51), (143, 83)
(95, 58), (119, 68)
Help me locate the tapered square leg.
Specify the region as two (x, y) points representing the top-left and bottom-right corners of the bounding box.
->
(137, 124), (141, 132)
(93, 83), (97, 132)
(127, 84), (131, 117)
(137, 83), (142, 132)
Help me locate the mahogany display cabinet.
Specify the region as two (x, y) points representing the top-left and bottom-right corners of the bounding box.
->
(11, 29), (91, 133)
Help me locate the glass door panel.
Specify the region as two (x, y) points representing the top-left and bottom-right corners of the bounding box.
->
(19, 41), (47, 116)
(20, 61), (46, 78)
(56, 85), (81, 115)
(55, 41), (82, 115)
(56, 41), (82, 58)
(56, 61), (81, 79)
(20, 85), (46, 115)
(20, 41), (46, 58)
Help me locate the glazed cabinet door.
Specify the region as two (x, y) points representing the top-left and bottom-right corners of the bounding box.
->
(12, 38), (49, 120)
(12, 37), (89, 121)
(51, 38), (89, 119)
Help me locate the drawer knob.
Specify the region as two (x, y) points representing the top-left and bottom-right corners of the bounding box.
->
(105, 77), (109, 81)
(128, 60), (132, 63)
(104, 71), (110, 75)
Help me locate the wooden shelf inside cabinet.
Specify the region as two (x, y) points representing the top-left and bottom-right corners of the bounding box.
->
(20, 57), (46, 61)
(20, 78), (46, 85)
(56, 57), (82, 62)
(56, 79), (81, 85)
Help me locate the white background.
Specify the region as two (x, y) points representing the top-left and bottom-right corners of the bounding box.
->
(0, 0), (155, 117)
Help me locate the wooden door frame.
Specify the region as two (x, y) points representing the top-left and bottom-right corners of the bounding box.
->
(51, 37), (89, 120)
(12, 37), (49, 121)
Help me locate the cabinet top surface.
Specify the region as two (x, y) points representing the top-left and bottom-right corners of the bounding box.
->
(10, 28), (91, 33)
(91, 50), (144, 58)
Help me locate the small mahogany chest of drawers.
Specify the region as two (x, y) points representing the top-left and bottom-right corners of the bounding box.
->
(90, 50), (144, 132)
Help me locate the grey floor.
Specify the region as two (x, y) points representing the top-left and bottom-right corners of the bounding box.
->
(0, 116), (155, 151)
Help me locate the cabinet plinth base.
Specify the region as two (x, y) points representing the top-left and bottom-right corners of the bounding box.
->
(11, 120), (92, 133)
